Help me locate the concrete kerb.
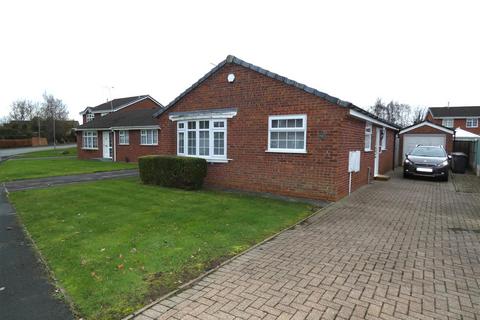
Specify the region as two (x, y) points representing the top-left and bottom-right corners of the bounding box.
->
(3, 186), (80, 318)
(122, 201), (338, 320)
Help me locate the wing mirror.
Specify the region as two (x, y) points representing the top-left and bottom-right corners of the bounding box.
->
(448, 154), (452, 160)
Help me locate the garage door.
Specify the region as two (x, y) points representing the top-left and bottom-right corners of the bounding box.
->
(403, 134), (446, 160)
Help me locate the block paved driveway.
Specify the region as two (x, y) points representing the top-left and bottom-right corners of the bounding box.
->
(133, 171), (480, 320)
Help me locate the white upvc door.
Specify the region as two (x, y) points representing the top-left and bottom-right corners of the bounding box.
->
(374, 128), (381, 176)
(103, 131), (112, 159)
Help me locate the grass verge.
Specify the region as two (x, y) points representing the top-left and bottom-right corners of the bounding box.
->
(15, 147), (78, 158)
(10, 178), (313, 319)
(0, 158), (137, 181)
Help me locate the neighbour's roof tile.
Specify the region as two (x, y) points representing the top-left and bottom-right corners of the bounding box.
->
(76, 109), (160, 130)
(429, 106), (480, 118)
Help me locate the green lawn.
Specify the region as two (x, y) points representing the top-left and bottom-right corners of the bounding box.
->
(10, 178), (314, 319)
(15, 146), (78, 158)
(0, 158), (137, 181)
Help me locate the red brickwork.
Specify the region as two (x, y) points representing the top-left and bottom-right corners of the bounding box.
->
(156, 64), (395, 201)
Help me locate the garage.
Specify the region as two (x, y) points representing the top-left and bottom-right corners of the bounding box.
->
(398, 121), (454, 163)
(403, 134), (446, 160)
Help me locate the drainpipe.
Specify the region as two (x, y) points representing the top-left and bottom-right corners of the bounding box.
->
(112, 130), (116, 162)
(392, 131), (396, 170)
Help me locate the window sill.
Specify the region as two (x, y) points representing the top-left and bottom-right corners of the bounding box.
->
(140, 144), (158, 146)
(178, 154), (230, 163)
(364, 149), (372, 152)
(118, 143), (130, 146)
(265, 149), (307, 154)
(82, 148), (98, 150)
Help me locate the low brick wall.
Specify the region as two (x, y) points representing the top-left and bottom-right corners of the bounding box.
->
(0, 137), (48, 148)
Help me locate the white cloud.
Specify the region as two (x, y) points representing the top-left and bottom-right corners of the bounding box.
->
(0, 0), (479, 122)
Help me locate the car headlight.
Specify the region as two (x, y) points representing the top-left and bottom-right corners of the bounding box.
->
(437, 160), (449, 167)
(405, 159), (412, 165)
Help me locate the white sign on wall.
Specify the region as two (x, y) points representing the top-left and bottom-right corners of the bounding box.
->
(348, 150), (361, 173)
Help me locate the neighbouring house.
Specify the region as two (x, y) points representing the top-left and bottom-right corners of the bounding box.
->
(398, 120), (455, 162)
(427, 106), (480, 135)
(75, 95), (164, 162)
(426, 106), (480, 174)
(76, 56), (400, 201)
(79, 95), (162, 124)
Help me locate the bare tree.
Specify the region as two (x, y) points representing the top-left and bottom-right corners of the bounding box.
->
(411, 107), (427, 124)
(369, 99), (412, 127)
(8, 99), (38, 121)
(39, 93), (69, 144)
(39, 92), (69, 120)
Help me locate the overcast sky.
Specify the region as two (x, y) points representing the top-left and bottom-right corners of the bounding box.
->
(1, 0), (479, 122)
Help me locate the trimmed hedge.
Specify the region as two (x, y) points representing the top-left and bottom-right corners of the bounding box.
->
(138, 155), (208, 190)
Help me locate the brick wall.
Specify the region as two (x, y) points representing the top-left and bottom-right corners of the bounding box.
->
(426, 113), (480, 135)
(335, 117), (396, 198)
(115, 130), (161, 162)
(156, 63), (396, 201)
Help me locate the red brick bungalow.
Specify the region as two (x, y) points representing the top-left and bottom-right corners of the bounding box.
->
(76, 95), (164, 162)
(152, 56), (399, 201)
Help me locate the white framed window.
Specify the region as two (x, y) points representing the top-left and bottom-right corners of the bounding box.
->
(82, 131), (98, 149)
(119, 130), (129, 145)
(86, 113), (94, 122)
(381, 128), (387, 150)
(177, 119), (227, 161)
(267, 115), (307, 153)
(140, 129), (158, 145)
(364, 122), (372, 151)
(466, 118), (478, 128)
(442, 118), (454, 128)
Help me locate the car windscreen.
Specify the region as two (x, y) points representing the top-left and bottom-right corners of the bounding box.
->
(411, 147), (446, 157)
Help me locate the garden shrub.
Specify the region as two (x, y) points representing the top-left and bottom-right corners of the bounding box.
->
(139, 155), (207, 190)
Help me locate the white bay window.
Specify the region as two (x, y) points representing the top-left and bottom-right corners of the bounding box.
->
(177, 119), (227, 161)
(267, 115), (307, 153)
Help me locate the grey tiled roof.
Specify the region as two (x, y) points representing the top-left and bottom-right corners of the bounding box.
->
(87, 95), (149, 112)
(153, 55), (400, 129)
(429, 106), (480, 118)
(76, 109), (160, 130)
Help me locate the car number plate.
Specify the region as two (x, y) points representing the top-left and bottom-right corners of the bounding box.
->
(417, 167), (433, 173)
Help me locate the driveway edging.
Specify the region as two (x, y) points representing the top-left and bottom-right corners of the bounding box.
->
(4, 186), (79, 318)
(122, 203), (335, 320)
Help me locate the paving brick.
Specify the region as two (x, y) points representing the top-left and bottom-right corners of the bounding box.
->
(131, 173), (480, 319)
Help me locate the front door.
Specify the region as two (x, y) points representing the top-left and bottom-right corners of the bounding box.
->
(374, 128), (381, 176)
(103, 131), (112, 159)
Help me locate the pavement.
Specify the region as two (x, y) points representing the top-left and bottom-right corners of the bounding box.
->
(0, 144), (75, 160)
(4, 169), (139, 192)
(131, 170), (480, 320)
(0, 188), (74, 320)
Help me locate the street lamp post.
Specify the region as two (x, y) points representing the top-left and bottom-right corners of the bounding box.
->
(53, 114), (56, 150)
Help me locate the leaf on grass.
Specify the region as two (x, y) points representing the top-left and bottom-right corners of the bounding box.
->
(117, 264), (124, 270)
